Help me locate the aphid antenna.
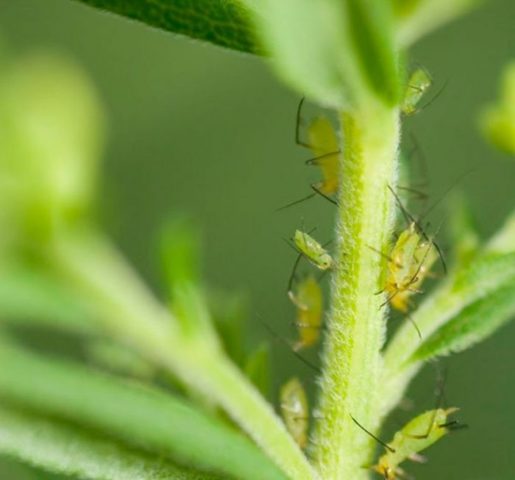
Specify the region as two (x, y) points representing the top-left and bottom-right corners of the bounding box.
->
(276, 192), (317, 212)
(256, 314), (321, 374)
(367, 244), (401, 268)
(406, 132), (429, 188)
(350, 415), (396, 453)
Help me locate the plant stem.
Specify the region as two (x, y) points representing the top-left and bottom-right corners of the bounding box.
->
(313, 104), (400, 480)
(51, 229), (317, 480)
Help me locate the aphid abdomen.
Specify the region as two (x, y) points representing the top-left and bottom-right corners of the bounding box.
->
(292, 275), (323, 351)
(280, 377), (309, 449)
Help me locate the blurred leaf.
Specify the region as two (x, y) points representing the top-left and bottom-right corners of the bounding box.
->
(210, 292), (247, 365)
(0, 262), (95, 335)
(412, 280), (515, 361)
(74, 0), (260, 54)
(86, 339), (155, 379)
(479, 61), (515, 155)
(159, 217), (201, 299)
(0, 340), (287, 480)
(448, 193), (480, 265)
(0, 405), (218, 480)
(240, 0), (401, 108)
(0, 52), (104, 243)
(244, 342), (271, 398)
(395, 0), (479, 47)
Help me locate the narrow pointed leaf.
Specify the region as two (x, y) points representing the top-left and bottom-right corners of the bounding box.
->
(0, 405), (219, 480)
(0, 340), (287, 480)
(73, 0), (260, 54)
(412, 280), (515, 361)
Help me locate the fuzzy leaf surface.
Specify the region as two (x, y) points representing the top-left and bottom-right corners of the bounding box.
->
(73, 0), (260, 54)
(0, 341), (287, 480)
(0, 405), (219, 480)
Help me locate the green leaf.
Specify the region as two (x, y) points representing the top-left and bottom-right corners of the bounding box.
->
(0, 405), (218, 480)
(479, 61), (515, 156)
(412, 280), (515, 361)
(244, 342), (271, 398)
(0, 262), (95, 335)
(448, 193), (480, 266)
(0, 340), (287, 480)
(394, 0), (479, 47)
(73, 0), (260, 54)
(240, 0), (401, 108)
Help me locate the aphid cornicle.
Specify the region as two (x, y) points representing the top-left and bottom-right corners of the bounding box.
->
(371, 408), (459, 480)
(288, 274), (323, 351)
(280, 377), (309, 449)
(401, 68), (432, 116)
(293, 229), (333, 271)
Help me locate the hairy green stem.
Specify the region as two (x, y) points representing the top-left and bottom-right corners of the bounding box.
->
(313, 105), (400, 480)
(50, 230), (317, 480)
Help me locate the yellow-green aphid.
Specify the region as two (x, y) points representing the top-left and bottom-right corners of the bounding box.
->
(402, 68), (432, 116)
(385, 222), (438, 312)
(288, 274), (323, 351)
(293, 229), (332, 270)
(373, 408), (458, 480)
(306, 116), (340, 198)
(280, 377), (309, 449)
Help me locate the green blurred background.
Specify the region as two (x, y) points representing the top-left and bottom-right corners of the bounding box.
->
(0, 0), (514, 478)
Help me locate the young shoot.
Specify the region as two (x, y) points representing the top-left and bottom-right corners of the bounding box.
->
(280, 377), (309, 450)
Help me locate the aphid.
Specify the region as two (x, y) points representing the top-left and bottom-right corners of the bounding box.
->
(293, 229), (333, 271)
(352, 408), (461, 480)
(383, 222), (439, 313)
(288, 274), (323, 351)
(401, 68), (432, 116)
(380, 186), (443, 315)
(278, 100), (340, 210)
(280, 377), (309, 449)
(304, 115), (340, 201)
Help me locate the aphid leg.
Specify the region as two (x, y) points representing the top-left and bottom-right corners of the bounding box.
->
(380, 290), (399, 309)
(397, 185), (428, 201)
(394, 467), (414, 480)
(295, 97), (312, 149)
(350, 415), (396, 453)
(257, 315), (321, 374)
(417, 79), (449, 113)
(276, 192), (317, 212)
(311, 184), (338, 206)
(387, 184), (418, 228)
(407, 453), (427, 464)
(405, 312), (422, 340)
(305, 150), (340, 166)
(368, 245), (403, 268)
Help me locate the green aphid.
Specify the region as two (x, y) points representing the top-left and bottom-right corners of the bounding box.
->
(402, 68), (432, 116)
(372, 408), (459, 479)
(293, 230), (332, 271)
(280, 377), (309, 449)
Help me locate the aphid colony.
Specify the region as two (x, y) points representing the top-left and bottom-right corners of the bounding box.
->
(276, 68), (459, 474)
